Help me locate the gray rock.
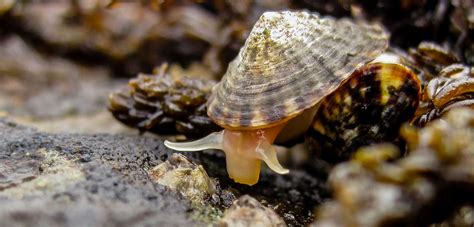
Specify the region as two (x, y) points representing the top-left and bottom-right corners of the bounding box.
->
(0, 117), (330, 226)
(0, 118), (199, 227)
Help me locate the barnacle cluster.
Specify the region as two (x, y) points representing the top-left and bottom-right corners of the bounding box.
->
(407, 42), (474, 125)
(417, 64), (474, 125)
(108, 64), (220, 137)
(408, 41), (460, 83)
(314, 108), (474, 226)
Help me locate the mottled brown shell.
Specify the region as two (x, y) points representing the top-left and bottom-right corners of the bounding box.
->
(207, 11), (389, 129)
(306, 62), (421, 161)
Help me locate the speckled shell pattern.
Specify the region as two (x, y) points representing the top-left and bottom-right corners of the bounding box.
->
(207, 11), (389, 129)
(306, 63), (421, 161)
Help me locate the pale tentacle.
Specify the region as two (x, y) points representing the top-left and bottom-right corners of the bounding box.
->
(164, 130), (224, 151)
(255, 141), (290, 174)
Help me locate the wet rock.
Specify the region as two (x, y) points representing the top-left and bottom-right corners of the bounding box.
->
(0, 118), (200, 226)
(1, 148), (84, 198)
(3, 116), (326, 226)
(0, 115), (329, 226)
(0, 118), (328, 226)
(220, 195), (286, 227)
(149, 153), (216, 206)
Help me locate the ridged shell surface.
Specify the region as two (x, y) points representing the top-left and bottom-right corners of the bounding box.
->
(207, 11), (389, 129)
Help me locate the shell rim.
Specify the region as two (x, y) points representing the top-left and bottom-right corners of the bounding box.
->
(207, 61), (422, 130)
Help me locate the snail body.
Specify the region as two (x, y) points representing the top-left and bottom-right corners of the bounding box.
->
(165, 11), (420, 185)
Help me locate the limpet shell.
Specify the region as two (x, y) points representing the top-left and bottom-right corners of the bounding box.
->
(207, 11), (389, 129)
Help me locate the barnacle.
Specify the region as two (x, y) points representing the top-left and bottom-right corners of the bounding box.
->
(415, 64), (474, 125)
(314, 108), (474, 227)
(108, 63), (220, 137)
(408, 42), (460, 83)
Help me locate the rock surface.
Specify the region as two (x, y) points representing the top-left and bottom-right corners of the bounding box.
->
(0, 117), (330, 226)
(0, 119), (199, 226)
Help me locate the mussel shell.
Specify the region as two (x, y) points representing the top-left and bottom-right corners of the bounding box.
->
(306, 63), (421, 162)
(207, 11), (389, 129)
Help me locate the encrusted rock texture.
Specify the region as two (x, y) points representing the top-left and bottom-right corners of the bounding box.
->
(0, 118), (329, 226)
(0, 119), (199, 226)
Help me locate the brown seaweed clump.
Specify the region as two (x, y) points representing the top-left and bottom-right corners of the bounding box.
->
(108, 63), (220, 138)
(314, 108), (474, 227)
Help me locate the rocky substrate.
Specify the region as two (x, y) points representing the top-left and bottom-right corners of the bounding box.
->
(0, 118), (329, 226)
(0, 119), (197, 226)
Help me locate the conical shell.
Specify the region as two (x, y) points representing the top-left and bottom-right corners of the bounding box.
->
(207, 11), (389, 129)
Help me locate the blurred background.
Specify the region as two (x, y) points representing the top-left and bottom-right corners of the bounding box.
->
(0, 0), (471, 135)
(1, 1), (474, 226)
